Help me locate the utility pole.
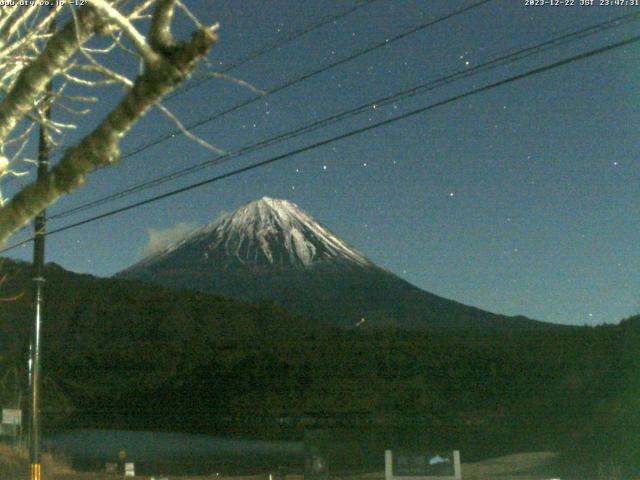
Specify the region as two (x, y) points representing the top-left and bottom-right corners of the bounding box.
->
(30, 25), (54, 480)
(30, 100), (50, 480)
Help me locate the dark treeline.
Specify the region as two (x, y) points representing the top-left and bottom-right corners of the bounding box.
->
(1, 258), (639, 475)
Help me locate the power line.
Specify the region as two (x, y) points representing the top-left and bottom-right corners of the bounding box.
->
(2, 32), (636, 254)
(1, 0), (381, 190)
(165, 0), (383, 101)
(48, 11), (640, 221)
(4, 0), (491, 197)
(21, 0), (493, 214)
(114, 0), (495, 160)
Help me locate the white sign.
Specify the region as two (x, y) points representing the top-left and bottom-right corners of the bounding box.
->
(2, 409), (21, 426)
(385, 450), (461, 480)
(125, 462), (135, 477)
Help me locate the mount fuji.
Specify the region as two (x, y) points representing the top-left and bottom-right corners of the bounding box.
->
(118, 197), (549, 331)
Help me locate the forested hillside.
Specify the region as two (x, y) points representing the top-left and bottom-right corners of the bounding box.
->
(1, 259), (639, 473)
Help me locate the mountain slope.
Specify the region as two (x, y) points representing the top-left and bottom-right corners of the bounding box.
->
(0, 257), (317, 430)
(120, 197), (550, 331)
(129, 197), (372, 271)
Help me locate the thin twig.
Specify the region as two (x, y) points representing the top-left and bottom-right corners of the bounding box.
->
(156, 102), (225, 154)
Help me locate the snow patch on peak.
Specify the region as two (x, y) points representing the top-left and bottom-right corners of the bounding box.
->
(131, 198), (374, 271)
(208, 197), (373, 268)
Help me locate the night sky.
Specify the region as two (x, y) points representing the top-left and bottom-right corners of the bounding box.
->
(3, 0), (639, 326)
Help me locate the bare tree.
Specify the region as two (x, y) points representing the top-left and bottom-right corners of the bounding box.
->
(0, 1), (219, 245)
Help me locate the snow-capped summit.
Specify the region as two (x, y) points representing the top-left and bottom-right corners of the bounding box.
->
(120, 197), (547, 331)
(137, 197), (372, 271)
(203, 197), (371, 268)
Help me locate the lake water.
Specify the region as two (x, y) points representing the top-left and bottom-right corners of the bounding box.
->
(44, 429), (304, 476)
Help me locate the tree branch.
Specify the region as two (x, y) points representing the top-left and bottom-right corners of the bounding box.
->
(0, 25), (218, 244)
(0, 6), (100, 143)
(89, 0), (161, 66)
(149, 0), (177, 50)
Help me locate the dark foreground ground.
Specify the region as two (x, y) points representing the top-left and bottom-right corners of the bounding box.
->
(3, 447), (616, 480)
